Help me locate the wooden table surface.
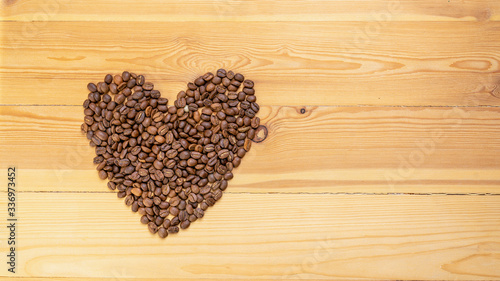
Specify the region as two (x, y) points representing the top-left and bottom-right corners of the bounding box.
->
(1, 0), (500, 280)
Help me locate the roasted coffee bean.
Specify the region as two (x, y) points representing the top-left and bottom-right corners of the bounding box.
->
(155, 216), (164, 226)
(218, 149), (230, 159)
(247, 95), (257, 103)
(95, 131), (108, 141)
(87, 83), (97, 92)
(144, 198), (153, 207)
(244, 138), (252, 151)
(131, 187), (142, 196)
(98, 170), (107, 180)
(117, 82), (127, 92)
(143, 82), (154, 91)
(105, 74), (113, 84)
(124, 194), (134, 206)
(194, 77), (205, 86)
(136, 75), (145, 86)
(212, 76), (222, 85)
(170, 206), (180, 217)
(99, 82), (109, 94)
(114, 75), (123, 85)
(244, 87), (255, 95)
(167, 226), (179, 234)
(179, 210), (188, 221)
(180, 220), (190, 229)
(251, 117), (260, 128)
(194, 208), (204, 218)
(122, 71), (130, 81)
(148, 222), (158, 234)
(234, 73), (244, 82)
(251, 102), (260, 113)
(158, 227), (168, 238)
(83, 69), (261, 238)
(243, 80), (254, 88)
(109, 83), (118, 94)
(127, 79), (136, 88)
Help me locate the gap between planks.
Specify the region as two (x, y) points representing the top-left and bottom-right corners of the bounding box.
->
(1, 0), (499, 22)
(1, 193), (500, 279)
(1, 191), (500, 196)
(2, 104), (500, 108)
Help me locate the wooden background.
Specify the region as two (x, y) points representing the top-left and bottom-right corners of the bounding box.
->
(1, 0), (500, 280)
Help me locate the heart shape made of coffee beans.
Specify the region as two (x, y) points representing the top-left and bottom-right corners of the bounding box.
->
(81, 69), (262, 238)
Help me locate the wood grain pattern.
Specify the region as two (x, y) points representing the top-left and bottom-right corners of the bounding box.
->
(2, 1), (500, 280)
(1, 0), (499, 22)
(0, 105), (499, 194)
(0, 193), (499, 280)
(11, 278), (317, 281)
(2, 21), (500, 106)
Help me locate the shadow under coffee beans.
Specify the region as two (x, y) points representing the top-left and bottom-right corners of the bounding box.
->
(81, 69), (261, 238)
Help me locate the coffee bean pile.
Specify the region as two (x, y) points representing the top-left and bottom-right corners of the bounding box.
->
(81, 69), (260, 238)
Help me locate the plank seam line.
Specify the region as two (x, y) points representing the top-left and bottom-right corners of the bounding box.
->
(3, 20), (497, 23)
(3, 191), (500, 196)
(1, 104), (500, 108)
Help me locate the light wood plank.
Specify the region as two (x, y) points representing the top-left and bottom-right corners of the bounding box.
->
(1, 0), (499, 22)
(0, 193), (499, 279)
(11, 278), (334, 281)
(1, 105), (499, 193)
(1, 21), (500, 106)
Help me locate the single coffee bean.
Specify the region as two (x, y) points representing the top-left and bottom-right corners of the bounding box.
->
(243, 80), (254, 88)
(87, 83), (97, 92)
(202, 72), (214, 81)
(155, 216), (164, 226)
(98, 170), (107, 180)
(117, 82), (127, 92)
(243, 134), (252, 148)
(194, 208), (204, 218)
(124, 195), (134, 206)
(114, 75), (123, 85)
(140, 215), (149, 224)
(95, 131), (108, 141)
(148, 222), (158, 234)
(243, 87), (255, 95)
(109, 83), (118, 94)
(99, 82), (109, 94)
(212, 76), (222, 84)
(122, 71), (130, 81)
(194, 77), (205, 86)
(158, 227), (168, 238)
(131, 187), (142, 196)
(105, 74), (113, 84)
(217, 68), (226, 77)
(251, 102), (260, 113)
(180, 220), (190, 229)
(136, 75), (145, 86)
(246, 95), (256, 103)
(251, 117), (260, 128)
(143, 82), (154, 91)
(218, 149), (230, 159)
(167, 226), (179, 234)
(234, 73), (244, 82)
(144, 197), (153, 207)
(127, 79), (136, 88)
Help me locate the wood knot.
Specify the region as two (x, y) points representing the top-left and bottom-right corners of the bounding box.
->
(491, 85), (500, 99)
